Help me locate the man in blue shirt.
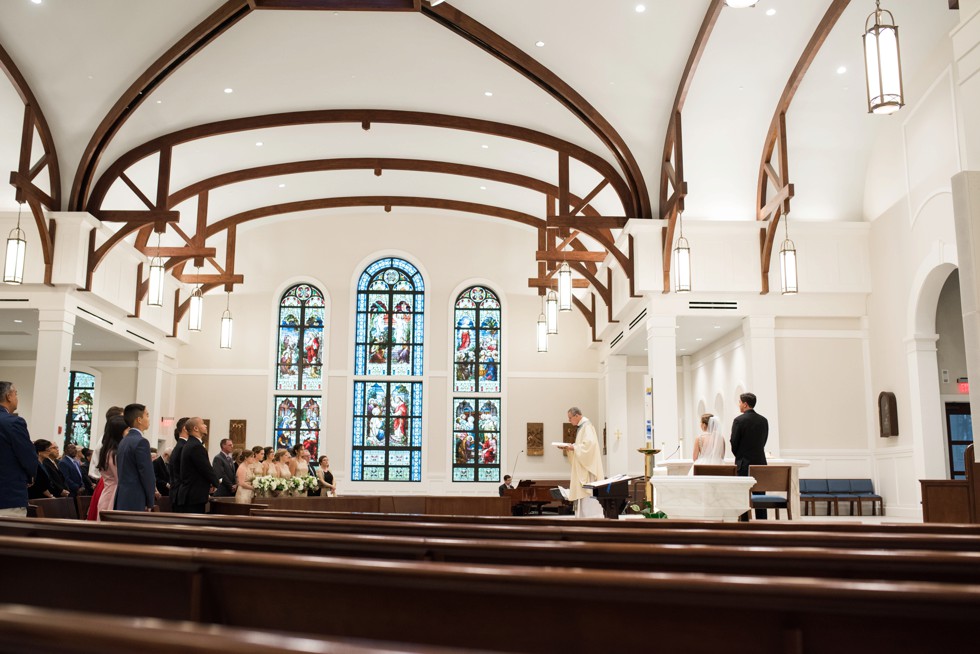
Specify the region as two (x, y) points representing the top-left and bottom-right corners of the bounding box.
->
(0, 381), (39, 516)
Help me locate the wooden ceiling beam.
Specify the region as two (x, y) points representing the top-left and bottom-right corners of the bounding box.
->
(251, 0), (420, 9)
(144, 247), (217, 258)
(535, 251), (607, 263)
(757, 0), (850, 295)
(527, 278), (590, 289)
(91, 210), (180, 223)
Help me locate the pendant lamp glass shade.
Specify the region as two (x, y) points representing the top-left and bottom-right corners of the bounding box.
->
(219, 293), (233, 349)
(863, 1), (904, 115)
(188, 287), (204, 331)
(779, 238), (798, 295)
(536, 312), (548, 352)
(724, 0), (757, 7)
(4, 205), (26, 285)
(557, 262), (572, 312)
(674, 236), (691, 293)
(546, 290), (559, 334)
(147, 257), (165, 306)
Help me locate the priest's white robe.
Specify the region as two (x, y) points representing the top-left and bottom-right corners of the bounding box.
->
(567, 417), (604, 503)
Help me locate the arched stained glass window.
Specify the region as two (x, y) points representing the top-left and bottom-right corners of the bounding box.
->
(453, 286), (500, 393)
(352, 257), (425, 482)
(451, 285), (502, 483)
(276, 284), (325, 391)
(355, 258), (424, 377)
(65, 371), (95, 448)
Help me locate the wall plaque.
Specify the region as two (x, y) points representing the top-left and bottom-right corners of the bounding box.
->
(229, 419), (247, 448)
(526, 422), (544, 456)
(878, 392), (898, 437)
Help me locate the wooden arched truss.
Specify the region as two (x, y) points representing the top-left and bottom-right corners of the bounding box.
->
(659, 0), (724, 293)
(757, 0), (851, 294)
(86, 110), (636, 336)
(0, 41), (62, 284)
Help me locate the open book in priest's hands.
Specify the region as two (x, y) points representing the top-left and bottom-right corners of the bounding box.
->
(582, 473), (634, 489)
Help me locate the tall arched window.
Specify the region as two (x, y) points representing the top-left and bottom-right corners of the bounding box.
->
(65, 371), (95, 448)
(352, 258), (424, 482)
(451, 285), (502, 482)
(273, 283), (324, 458)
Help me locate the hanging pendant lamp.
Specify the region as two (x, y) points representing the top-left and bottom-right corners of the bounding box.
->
(546, 290), (559, 335)
(220, 292), (234, 349)
(863, 0), (904, 115)
(673, 211), (692, 293)
(147, 232), (165, 307)
(188, 286), (204, 331)
(536, 295), (548, 353)
(779, 213), (798, 295)
(3, 204), (27, 285)
(557, 261), (572, 312)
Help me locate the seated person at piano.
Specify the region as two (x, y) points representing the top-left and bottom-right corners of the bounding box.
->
(498, 474), (515, 496)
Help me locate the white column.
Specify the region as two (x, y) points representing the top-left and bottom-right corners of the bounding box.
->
(602, 355), (631, 475)
(952, 172), (980, 424)
(136, 350), (167, 443)
(906, 334), (948, 481)
(31, 309), (75, 441)
(742, 315), (781, 456)
(646, 313), (680, 458)
(680, 354), (694, 458)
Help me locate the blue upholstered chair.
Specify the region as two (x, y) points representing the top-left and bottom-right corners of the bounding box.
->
(827, 479), (859, 516)
(849, 479), (884, 516)
(800, 479), (834, 516)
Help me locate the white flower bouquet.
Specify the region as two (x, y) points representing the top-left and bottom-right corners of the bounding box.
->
(253, 475), (291, 496)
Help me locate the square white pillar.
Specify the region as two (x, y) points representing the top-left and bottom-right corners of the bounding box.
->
(32, 309), (75, 441)
(646, 313), (680, 458)
(952, 171), (980, 425)
(905, 335), (948, 481)
(742, 315), (781, 456)
(602, 355), (630, 475)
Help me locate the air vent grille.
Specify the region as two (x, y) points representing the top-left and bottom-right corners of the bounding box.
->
(126, 330), (154, 345)
(689, 301), (738, 311)
(629, 309), (647, 330)
(78, 307), (113, 325)
(609, 331), (625, 347)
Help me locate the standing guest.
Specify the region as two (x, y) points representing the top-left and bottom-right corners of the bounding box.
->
(80, 448), (94, 483)
(730, 392), (769, 521)
(251, 446), (266, 478)
(557, 407), (604, 518)
(153, 447), (172, 496)
(234, 449), (257, 504)
(91, 416), (128, 521)
(176, 417), (220, 514)
(268, 450), (293, 478)
(85, 407), (125, 520)
(58, 443), (85, 496)
(212, 438), (238, 497)
(114, 403), (156, 512)
(498, 474), (515, 496)
(30, 440), (70, 499)
(168, 418), (190, 512)
(316, 455), (336, 497)
(0, 382), (38, 516)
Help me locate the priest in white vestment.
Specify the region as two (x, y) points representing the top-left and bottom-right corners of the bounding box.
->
(560, 407), (605, 518)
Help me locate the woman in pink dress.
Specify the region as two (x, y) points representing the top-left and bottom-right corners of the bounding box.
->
(93, 415), (128, 520)
(235, 449), (257, 504)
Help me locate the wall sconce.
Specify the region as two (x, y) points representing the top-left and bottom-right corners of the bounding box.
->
(3, 203), (27, 285)
(864, 0), (904, 114)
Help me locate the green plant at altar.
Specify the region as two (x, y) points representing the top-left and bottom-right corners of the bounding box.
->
(628, 501), (667, 519)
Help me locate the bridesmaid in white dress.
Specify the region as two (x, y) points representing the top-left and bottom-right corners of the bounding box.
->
(235, 449), (256, 503)
(689, 414), (726, 474)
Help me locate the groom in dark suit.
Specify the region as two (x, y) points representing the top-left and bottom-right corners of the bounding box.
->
(730, 392), (768, 521)
(176, 417), (220, 514)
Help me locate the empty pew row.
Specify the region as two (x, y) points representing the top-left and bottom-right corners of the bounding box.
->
(5, 517), (980, 586)
(0, 603), (467, 654)
(101, 511), (980, 552)
(252, 508), (980, 535)
(208, 495), (512, 516)
(0, 534), (978, 653)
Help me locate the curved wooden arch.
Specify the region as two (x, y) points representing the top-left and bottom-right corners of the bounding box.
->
(659, 0), (724, 293)
(757, 0), (850, 294)
(423, 2), (650, 218)
(69, 0), (253, 210)
(87, 110), (632, 214)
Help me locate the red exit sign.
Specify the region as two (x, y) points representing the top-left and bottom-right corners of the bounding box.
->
(958, 378), (969, 394)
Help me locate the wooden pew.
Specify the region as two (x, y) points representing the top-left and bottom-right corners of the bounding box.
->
(6, 517), (980, 585)
(0, 534), (978, 653)
(209, 495), (511, 516)
(101, 511), (980, 552)
(0, 603), (466, 654)
(252, 508), (980, 535)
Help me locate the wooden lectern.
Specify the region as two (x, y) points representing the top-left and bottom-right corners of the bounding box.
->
(584, 476), (643, 519)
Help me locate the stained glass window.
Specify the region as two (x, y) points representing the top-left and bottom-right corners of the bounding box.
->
(65, 371), (95, 448)
(276, 284), (325, 391)
(352, 381), (423, 481)
(354, 258), (425, 377)
(452, 398), (501, 482)
(453, 286), (501, 393)
(273, 395), (321, 459)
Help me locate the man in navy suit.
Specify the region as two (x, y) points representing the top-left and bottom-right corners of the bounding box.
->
(0, 382), (38, 516)
(730, 392), (769, 520)
(58, 443), (85, 496)
(114, 403), (156, 512)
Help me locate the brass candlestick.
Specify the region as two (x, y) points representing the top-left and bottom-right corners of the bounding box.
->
(637, 447), (661, 505)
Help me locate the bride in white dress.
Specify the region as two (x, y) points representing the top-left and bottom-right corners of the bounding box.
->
(689, 414), (726, 473)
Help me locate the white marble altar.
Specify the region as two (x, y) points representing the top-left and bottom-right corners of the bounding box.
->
(650, 476), (756, 521)
(655, 458), (810, 519)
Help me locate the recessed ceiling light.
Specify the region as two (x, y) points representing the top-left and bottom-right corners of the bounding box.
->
(255, 141), (264, 147)
(155, 100), (162, 104)
(725, 1), (758, 7)
(766, 8), (776, 16)
(13, 319), (23, 324)
(74, 342), (82, 347)
(278, 183), (286, 188)
(696, 338), (703, 342)
(714, 325), (721, 329)
(484, 91), (493, 97)
(481, 144), (489, 149)
(480, 186), (487, 190)
(31, 0), (42, 5)
(223, 88), (233, 94)
(680, 348), (687, 352)
(635, 4), (646, 13)
(535, 41), (545, 47)
(836, 65), (847, 75)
